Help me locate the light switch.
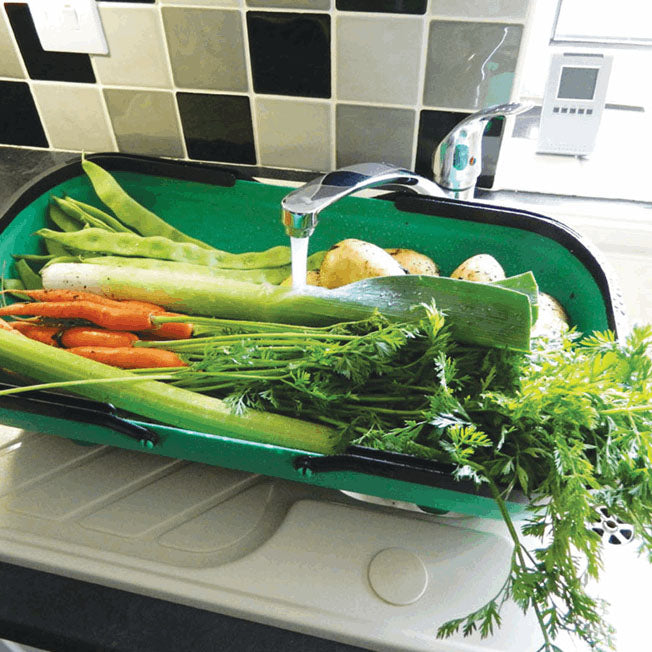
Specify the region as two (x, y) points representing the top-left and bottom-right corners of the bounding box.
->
(61, 6), (79, 30)
(27, 0), (108, 55)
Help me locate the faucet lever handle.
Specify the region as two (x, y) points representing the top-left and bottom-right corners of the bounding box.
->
(457, 101), (532, 125)
(432, 101), (533, 198)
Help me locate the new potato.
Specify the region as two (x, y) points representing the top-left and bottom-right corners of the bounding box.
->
(280, 270), (321, 287)
(451, 254), (506, 283)
(385, 248), (440, 276)
(319, 239), (405, 289)
(531, 292), (569, 338)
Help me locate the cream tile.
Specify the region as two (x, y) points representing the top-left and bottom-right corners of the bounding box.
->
(162, 8), (247, 92)
(32, 83), (114, 152)
(255, 98), (331, 171)
(93, 6), (172, 89)
(336, 15), (423, 105)
(0, 9), (25, 79)
(104, 89), (184, 157)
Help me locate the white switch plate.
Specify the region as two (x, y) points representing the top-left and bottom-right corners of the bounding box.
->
(27, 0), (108, 55)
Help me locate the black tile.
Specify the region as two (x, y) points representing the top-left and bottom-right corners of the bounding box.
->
(416, 110), (505, 189)
(177, 93), (256, 165)
(336, 0), (427, 14)
(247, 12), (330, 98)
(4, 3), (95, 83)
(0, 81), (48, 148)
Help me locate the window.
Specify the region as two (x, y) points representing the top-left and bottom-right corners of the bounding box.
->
(518, 0), (651, 108)
(553, 0), (652, 47)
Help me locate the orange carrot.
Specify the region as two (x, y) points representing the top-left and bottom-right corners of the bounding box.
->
(0, 302), (153, 331)
(143, 314), (193, 340)
(0, 318), (15, 332)
(11, 321), (60, 346)
(2, 290), (193, 338)
(60, 326), (139, 349)
(66, 346), (187, 369)
(5, 289), (166, 314)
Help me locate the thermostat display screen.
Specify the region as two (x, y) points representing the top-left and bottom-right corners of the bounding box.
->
(557, 66), (599, 100)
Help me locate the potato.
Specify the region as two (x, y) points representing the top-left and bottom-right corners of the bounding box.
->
(384, 248), (439, 276)
(319, 238), (405, 289)
(280, 270), (321, 287)
(531, 292), (569, 339)
(451, 254), (506, 283)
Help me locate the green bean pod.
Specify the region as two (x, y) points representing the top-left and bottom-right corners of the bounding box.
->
(64, 196), (136, 234)
(36, 227), (293, 270)
(81, 159), (213, 249)
(49, 201), (82, 233)
(42, 255), (81, 269)
(14, 259), (42, 289)
(44, 237), (70, 258)
(12, 254), (53, 263)
(52, 196), (114, 232)
(1, 278), (25, 292)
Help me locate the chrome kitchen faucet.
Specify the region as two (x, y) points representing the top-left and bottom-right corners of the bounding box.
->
(281, 102), (532, 239)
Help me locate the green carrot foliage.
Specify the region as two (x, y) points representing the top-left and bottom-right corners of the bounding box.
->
(143, 311), (652, 651)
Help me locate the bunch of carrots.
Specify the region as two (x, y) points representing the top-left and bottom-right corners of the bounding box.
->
(0, 289), (191, 369)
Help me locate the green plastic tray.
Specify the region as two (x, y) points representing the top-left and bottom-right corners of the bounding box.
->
(0, 154), (625, 519)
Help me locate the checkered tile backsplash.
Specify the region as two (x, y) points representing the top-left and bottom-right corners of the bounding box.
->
(0, 0), (532, 186)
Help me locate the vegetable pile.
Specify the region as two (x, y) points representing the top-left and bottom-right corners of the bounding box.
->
(1, 158), (651, 652)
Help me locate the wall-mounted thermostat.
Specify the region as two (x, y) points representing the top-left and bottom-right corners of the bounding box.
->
(537, 52), (612, 156)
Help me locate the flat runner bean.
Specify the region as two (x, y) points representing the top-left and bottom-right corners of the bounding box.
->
(49, 201), (82, 233)
(36, 228), (293, 269)
(14, 259), (42, 290)
(82, 159), (213, 249)
(52, 196), (115, 232)
(1, 278), (25, 292)
(65, 196), (136, 234)
(44, 237), (70, 258)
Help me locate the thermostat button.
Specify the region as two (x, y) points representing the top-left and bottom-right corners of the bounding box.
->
(367, 547), (429, 605)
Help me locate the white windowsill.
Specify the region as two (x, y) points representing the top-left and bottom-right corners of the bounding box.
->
(495, 106), (651, 202)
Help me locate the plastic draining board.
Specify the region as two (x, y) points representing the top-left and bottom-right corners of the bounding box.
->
(0, 425), (543, 651)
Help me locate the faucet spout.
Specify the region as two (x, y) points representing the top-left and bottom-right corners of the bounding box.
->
(281, 162), (446, 239)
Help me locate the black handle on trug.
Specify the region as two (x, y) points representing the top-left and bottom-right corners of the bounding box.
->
(293, 446), (527, 503)
(0, 383), (159, 447)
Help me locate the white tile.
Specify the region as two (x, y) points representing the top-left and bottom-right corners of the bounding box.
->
(32, 83), (115, 152)
(93, 6), (172, 89)
(430, 0), (530, 20)
(0, 9), (24, 79)
(336, 104), (415, 169)
(162, 7), (248, 92)
(247, 0), (330, 8)
(424, 21), (523, 110)
(256, 97), (332, 171)
(104, 88), (184, 157)
(336, 15), (423, 106)
(161, 0), (241, 6)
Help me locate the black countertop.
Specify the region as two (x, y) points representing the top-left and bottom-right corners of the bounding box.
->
(0, 147), (73, 213)
(0, 145), (366, 652)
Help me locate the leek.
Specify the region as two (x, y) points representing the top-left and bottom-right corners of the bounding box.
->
(0, 330), (339, 454)
(41, 262), (532, 351)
